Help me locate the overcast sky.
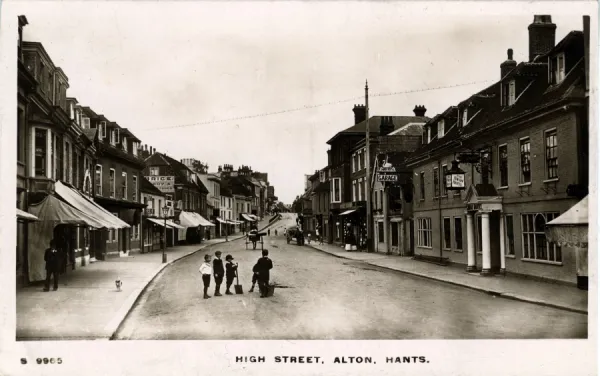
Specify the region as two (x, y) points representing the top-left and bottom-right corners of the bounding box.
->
(6, 2), (587, 203)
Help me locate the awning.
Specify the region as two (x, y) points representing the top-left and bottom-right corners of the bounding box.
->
(28, 194), (106, 228)
(166, 220), (185, 229)
(546, 196), (589, 248)
(179, 211), (203, 228)
(216, 218), (227, 224)
(17, 208), (39, 222)
(194, 213), (215, 227)
(340, 209), (356, 216)
(241, 213), (255, 222)
(54, 181), (129, 229)
(226, 220), (237, 225)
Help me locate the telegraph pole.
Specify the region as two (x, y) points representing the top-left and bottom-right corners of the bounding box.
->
(365, 80), (373, 252)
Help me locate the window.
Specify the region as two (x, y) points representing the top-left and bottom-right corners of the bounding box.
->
(150, 167), (159, 176)
(549, 53), (566, 84)
(331, 178), (341, 203)
(462, 109), (468, 127)
(130, 224), (139, 240)
(499, 144), (508, 187)
(95, 165), (102, 196)
(352, 153), (356, 173)
(433, 167), (439, 198)
(359, 178), (364, 201)
(419, 172), (425, 200)
(505, 215), (515, 256)
(438, 119), (445, 138)
(443, 217), (451, 250)
(352, 180), (357, 202)
(122, 171), (128, 200)
(64, 140), (72, 183)
(442, 165), (448, 196)
(99, 121), (106, 139)
(374, 191), (378, 210)
(110, 129), (119, 146)
(17, 108), (25, 163)
(34, 128), (48, 177)
(109, 168), (115, 198)
(132, 176), (138, 202)
(454, 217), (463, 250)
(122, 137), (128, 152)
(520, 138), (531, 183)
(82, 117), (90, 129)
(521, 213), (561, 262)
(427, 126), (432, 143)
(545, 129), (558, 179)
(417, 218), (432, 248)
(73, 152), (79, 188)
(378, 222), (384, 243)
(391, 222), (399, 247)
(132, 142), (139, 156)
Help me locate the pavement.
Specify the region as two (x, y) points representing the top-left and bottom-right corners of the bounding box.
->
(115, 236), (586, 340)
(307, 242), (588, 314)
(16, 216), (278, 340)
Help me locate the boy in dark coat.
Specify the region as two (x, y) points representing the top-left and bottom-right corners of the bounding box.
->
(43, 239), (62, 291)
(225, 254), (238, 295)
(254, 249), (273, 298)
(213, 251), (224, 297)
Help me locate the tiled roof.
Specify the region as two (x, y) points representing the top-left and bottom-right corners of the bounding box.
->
(407, 31), (586, 165)
(150, 153), (209, 193)
(140, 176), (164, 196)
(327, 115), (429, 144)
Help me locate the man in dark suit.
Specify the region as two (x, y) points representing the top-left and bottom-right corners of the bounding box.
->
(254, 249), (273, 298)
(213, 250), (224, 297)
(44, 239), (62, 292)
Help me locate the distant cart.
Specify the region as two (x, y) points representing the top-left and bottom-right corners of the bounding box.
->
(286, 226), (305, 246)
(246, 231), (266, 250)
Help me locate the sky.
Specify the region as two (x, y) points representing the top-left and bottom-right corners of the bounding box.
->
(5, 2), (588, 204)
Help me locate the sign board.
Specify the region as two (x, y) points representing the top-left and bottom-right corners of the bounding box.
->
(145, 176), (175, 193)
(445, 174), (465, 189)
(377, 173), (399, 182)
(379, 166), (396, 173)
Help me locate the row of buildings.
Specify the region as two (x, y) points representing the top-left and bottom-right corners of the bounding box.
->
(15, 16), (278, 287)
(296, 15), (590, 286)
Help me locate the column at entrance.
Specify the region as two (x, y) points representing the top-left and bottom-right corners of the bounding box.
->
(466, 212), (476, 272)
(499, 212), (506, 273)
(480, 210), (492, 275)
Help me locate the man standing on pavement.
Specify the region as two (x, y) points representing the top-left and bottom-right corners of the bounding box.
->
(254, 249), (273, 298)
(43, 239), (62, 292)
(213, 251), (224, 297)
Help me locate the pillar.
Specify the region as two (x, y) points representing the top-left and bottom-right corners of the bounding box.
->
(481, 211), (492, 275)
(466, 212), (477, 272)
(497, 212), (505, 274)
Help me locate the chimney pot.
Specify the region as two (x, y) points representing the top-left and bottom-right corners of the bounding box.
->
(500, 48), (517, 79)
(352, 104), (367, 125)
(413, 105), (427, 117)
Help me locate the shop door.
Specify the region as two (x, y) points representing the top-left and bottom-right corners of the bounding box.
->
(490, 211), (501, 272)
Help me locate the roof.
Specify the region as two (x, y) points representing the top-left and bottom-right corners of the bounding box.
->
(219, 181), (233, 197)
(82, 128), (97, 142)
(146, 153), (209, 193)
(223, 176), (253, 197)
(140, 176), (164, 196)
(407, 31), (586, 165)
(327, 115), (429, 145)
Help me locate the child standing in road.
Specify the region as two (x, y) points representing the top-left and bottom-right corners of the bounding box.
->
(225, 254), (238, 295)
(199, 254), (213, 299)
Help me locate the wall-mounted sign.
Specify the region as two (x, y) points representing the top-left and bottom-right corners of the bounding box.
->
(145, 176), (175, 193)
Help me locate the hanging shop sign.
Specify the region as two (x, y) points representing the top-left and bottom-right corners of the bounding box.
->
(377, 165), (398, 182)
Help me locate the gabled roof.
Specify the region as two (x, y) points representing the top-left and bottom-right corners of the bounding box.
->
(223, 176), (253, 197)
(145, 153), (208, 193)
(327, 115), (429, 145)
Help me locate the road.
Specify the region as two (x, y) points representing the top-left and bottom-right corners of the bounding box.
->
(114, 215), (586, 340)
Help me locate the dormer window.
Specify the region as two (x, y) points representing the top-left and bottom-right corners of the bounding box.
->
(502, 80), (516, 106)
(110, 129), (119, 146)
(123, 136), (128, 152)
(438, 119), (445, 138)
(99, 121), (106, 138)
(427, 126), (432, 143)
(462, 109), (468, 127)
(549, 53), (565, 84)
(82, 116), (90, 129)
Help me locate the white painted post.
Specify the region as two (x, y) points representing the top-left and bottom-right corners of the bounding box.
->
(481, 211), (492, 275)
(466, 212), (476, 272)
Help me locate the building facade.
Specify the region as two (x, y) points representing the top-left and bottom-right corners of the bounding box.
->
(406, 16), (589, 284)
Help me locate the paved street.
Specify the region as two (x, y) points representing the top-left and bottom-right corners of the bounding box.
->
(115, 232), (587, 340)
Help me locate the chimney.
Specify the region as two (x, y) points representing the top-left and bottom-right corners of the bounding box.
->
(379, 116), (394, 137)
(413, 105), (427, 117)
(327, 150), (332, 166)
(501, 48), (517, 79)
(528, 15), (556, 62)
(352, 104), (367, 124)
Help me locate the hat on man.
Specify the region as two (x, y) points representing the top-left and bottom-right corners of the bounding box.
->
(225, 254), (233, 261)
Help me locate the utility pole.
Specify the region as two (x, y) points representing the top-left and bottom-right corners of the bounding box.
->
(365, 80), (373, 252)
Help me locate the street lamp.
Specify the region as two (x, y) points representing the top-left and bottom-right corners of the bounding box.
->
(162, 205), (169, 263)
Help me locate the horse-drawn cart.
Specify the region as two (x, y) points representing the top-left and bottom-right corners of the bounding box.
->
(245, 231), (267, 250)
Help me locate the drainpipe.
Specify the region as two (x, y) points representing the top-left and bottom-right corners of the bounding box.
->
(438, 159), (443, 261)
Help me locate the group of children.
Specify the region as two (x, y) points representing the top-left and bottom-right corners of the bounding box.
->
(199, 249), (274, 299)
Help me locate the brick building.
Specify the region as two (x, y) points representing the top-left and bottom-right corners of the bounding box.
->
(406, 16), (589, 285)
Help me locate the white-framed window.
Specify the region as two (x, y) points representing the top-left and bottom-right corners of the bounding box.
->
(549, 53), (566, 84)
(109, 168), (116, 198)
(149, 167), (159, 176)
(95, 164), (102, 196)
(82, 116), (90, 129)
(132, 176), (138, 202)
(521, 213), (562, 263)
(417, 217), (432, 248)
(499, 144), (508, 187)
(331, 178), (342, 203)
(121, 171), (128, 200)
(427, 126), (432, 143)
(545, 129), (558, 180)
(438, 119), (445, 138)
(132, 142), (139, 156)
(443, 217), (451, 250)
(520, 137), (531, 183)
(352, 153), (356, 173)
(33, 127), (49, 178)
(122, 136), (128, 152)
(454, 217), (463, 250)
(462, 109), (468, 127)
